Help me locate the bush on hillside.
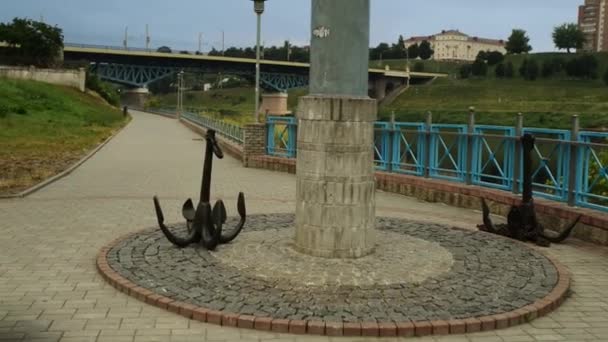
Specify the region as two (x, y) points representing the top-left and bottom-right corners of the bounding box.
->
(459, 64), (472, 79)
(471, 59), (488, 76)
(413, 62), (425, 72)
(604, 69), (608, 86)
(541, 60), (555, 78)
(505, 62), (515, 78)
(519, 58), (539, 80)
(85, 72), (120, 106)
(495, 63), (506, 78)
(566, 54), (599, 79)
(486, 51), (505, 66)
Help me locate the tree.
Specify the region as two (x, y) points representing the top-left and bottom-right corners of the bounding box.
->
(495, 63), (506, 78)
(370, 42), (390, 60)
(505, 62), (515, 78)
(157, 46), (172, 53)
(476, 51), (488, 61)
(407, 43), (419, 59)
(0, 18), (63, 67)
(419, 40), (434, 60)
(471, 58), (488, 76)
(392, 35), (407, 59)
(208, 48), (221, 56)
(505, 29), (532, 54)
(553, 23), (585, 53)
(486, 51), (505, 66)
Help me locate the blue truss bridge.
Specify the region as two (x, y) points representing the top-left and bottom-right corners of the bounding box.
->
(63, 43), (446, 97)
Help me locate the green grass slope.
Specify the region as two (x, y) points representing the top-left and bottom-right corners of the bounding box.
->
(382, 77), (608, 129)
(0, 78), (127, 194)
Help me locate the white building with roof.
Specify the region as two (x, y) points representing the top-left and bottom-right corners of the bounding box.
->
(404, 30), (506, 62)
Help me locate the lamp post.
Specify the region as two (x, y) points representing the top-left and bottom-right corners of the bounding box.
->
(251, 0), (266, 122)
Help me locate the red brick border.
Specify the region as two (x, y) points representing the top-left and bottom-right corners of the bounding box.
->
(96, 229), (571, 338)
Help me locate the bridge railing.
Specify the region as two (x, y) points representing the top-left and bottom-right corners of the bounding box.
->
(266, 113), (608, 212)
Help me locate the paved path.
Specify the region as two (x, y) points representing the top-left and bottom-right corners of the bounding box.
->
(0, 111), (607, 342)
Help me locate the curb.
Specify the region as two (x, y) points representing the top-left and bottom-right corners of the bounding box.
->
(0, 114), (132, 199)
(96, 228), (572, 338)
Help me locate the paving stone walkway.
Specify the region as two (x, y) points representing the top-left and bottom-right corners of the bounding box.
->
(1, 111), (607, 342)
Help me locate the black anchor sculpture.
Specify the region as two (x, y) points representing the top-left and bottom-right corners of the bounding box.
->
(479, 134), (581, 247)
(153, 130), (246, 250)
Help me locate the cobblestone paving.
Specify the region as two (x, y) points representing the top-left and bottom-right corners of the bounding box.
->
(0, 111), (607, 341)
(109, 214), (557, 323)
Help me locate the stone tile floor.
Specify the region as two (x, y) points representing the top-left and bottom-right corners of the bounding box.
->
(0, 111), (607, 341)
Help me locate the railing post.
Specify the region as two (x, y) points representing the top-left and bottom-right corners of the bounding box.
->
(466, 107), (476, 185)
(387, 111), (396, 172)
(424, 111), (432, 178)
(512, 113), (523, 194)
(568, 115), (580, 206)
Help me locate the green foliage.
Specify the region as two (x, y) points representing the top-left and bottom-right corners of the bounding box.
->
(565, 54), (599, 79)
(413, 62), (425, 72)
(459, 64), (472, 79)
(525, 59), (539, 80)
(495, 63), (506, 78)
(0, 18), (64, 67)
(85, 72), (120, 106)
(407, 43), (419, 59)
(604, 69), (608, 86)
(157, 46), (172, 53)
(505, 62), (515, 78)
(541, 61), (555, 78)
(418, 40), (434, 60)
(506, 29), (532, 54)
(471, 59), (488, 77)
(553, 23), (585, 53)
(486, 51), (505, 66)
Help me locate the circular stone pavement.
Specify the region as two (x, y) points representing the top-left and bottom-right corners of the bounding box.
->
(99, 214), (570, 337)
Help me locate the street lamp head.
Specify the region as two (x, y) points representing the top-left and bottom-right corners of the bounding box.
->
(251, 0), (266, 14)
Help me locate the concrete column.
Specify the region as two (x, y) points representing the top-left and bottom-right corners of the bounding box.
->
(260, 93), (291, 116)
(122, 88), (150, 109)
(374, 78), (387, 100)
(295, 0), (376, 259)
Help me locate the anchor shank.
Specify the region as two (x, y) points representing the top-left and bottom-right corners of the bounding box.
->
(521, 134), (535, 204)
(200, 131), (215, 203)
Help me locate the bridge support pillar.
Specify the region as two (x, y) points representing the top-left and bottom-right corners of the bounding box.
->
(260, 93), (291, 117)
(373, 77), (387, 101)
(295, 0), (376, 259)
(121, 88), (150, 109)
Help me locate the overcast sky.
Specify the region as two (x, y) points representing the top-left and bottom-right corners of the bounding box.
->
(2, 0), (582, 52)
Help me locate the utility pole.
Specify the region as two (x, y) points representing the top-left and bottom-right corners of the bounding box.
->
(221, 30), (225, 55)
(286, 40), (291, 61)
(123, 26), (128, 50)
(251, 0), (266, 122)
(146, 24), (151, 51)
(177, 71), (184, 118)
(198, 32), (203, 53)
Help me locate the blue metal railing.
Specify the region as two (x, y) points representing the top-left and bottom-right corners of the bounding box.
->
(264, 115), (608, 213)
(267, 116), (297, 158)
(181, 111), (244, 144)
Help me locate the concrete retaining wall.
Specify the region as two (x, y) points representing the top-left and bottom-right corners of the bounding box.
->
(0, 65), (86, 92)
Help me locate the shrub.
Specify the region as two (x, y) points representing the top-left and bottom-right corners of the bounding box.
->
(14, 106), (27, 115)
(219, 109), (239, 116)
(85, 72), (120, 106)
(520, 58), (539, 81)
(486, 51), (505, 66)
(471, 59), (488, 77)
(541, 61), (555, 78)
(566, 54), (599, 79)
(519, 59), (528, 78)
(0, 105), (8, 118)
(505, 62), (515, 78)
(495, 63), (506, 78)
(413, 62), (425, 72)
(604, 69), (608, 86)
(459, 64), (472, 79)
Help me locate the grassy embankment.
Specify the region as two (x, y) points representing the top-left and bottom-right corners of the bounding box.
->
(376, 52), (608, 129)
(0, 78), (127, 194)
(150, 53), (608, 129)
